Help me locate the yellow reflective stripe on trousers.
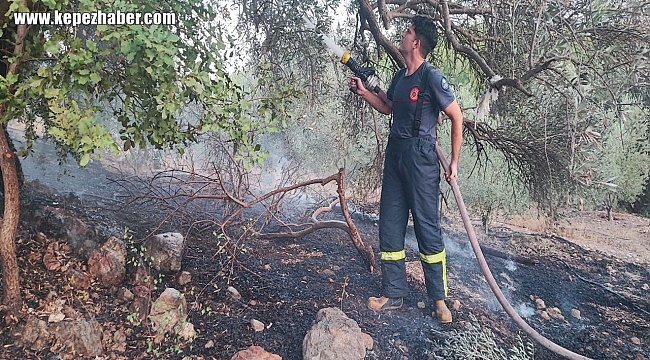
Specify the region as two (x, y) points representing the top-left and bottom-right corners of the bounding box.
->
(420, 249), (448, 297)
(380, 249), (406, 261)
(419, 249), (446, 264)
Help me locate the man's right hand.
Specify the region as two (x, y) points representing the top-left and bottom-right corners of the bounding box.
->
(350, 76), (367, 96)
(350, 76), (392, 115)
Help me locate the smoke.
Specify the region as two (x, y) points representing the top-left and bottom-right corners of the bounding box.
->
(505, 259), (518, 272)
(515, 302), (536, 318)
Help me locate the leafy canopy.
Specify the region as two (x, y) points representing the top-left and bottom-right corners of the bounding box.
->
(1, 0), (297, 166)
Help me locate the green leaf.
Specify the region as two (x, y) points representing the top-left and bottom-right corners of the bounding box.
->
(80, 153), (91, 167)
(6, 73), (18, 85)
(86, 40), (98, 52)
(44, 88), (60, 98)
(90, 73), (101, 84)
(45, 41), (60, 55)
(29, 77), (44, 89)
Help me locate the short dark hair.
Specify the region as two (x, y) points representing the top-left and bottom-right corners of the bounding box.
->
(412, 15), (438, 57)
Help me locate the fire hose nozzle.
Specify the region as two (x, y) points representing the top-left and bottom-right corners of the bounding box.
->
(341, 51), (381, 94)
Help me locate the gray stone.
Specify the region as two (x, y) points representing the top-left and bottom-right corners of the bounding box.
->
(251, 319), (265, 332)
(87, 236), (127, 287)
(177, 271), (192, 285)
(66, 268), (91, 289)
(144, 232), (186, 272)
(149, 287), (194, 341)
(50, 316), (104, 357)
(303, 307), (373, 360)
(21, 316), (51, 351)
(117, 287), (135, 302)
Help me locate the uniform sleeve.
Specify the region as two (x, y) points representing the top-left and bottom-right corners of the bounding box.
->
(429, 70), (455, 110)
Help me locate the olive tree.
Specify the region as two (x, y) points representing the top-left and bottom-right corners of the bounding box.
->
(0, 0), (295, 321)
(230, 0), (650, 217)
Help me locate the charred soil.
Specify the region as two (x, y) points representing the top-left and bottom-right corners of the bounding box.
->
(1, 177), (649, 360)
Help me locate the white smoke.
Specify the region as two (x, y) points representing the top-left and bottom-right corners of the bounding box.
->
(515, 302), (536, 318)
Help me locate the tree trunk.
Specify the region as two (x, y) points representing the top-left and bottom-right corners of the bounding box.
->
(0, 120), (21, 322)
(0, 20), (27, 322)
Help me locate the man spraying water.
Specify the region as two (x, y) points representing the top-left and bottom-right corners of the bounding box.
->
(350, 15), (464, 323)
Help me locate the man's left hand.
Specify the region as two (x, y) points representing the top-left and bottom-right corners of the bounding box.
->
(445, 162), (458, 182)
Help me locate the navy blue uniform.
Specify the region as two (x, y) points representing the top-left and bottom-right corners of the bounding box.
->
(379, 61), (455, 300)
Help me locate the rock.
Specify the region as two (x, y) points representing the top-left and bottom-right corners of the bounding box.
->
(36, 207), (101, 259)
(35, 232), (48, 243)
(117, 287), (135, 302)
(263, 264), (271, 271)
(128, 296), (150, 324)
(451, 300), (461, 311)
(43, 242), (62, 271)
(631, 337), (641, 345)
(65, 218), (99, 259)
(303, 307), (373, 360)
(111, 330), (127, 352)
(231, 345), (282, 360)
(547, 307), (564, 320)
(143, 232), (186, 272)
(129, 260), (152, 288)
(228, 286), (242, 300)
(50, 316), (104, 357)
(87, 236), (127, 287)
(642, 283), (649, 291)
(417, 301), (426, 309)
(539, 311), (551, 321)
(21, 316), (51, 351)
(535, 298), (546, 310)
(177, 271), (192, 286)
(48, 312), (65, 323)
(205, 340), (214, 348)
(66, 268), (91, 289)
(635, 354), (645, 360)
(251, 319), (265, 332)
(570, 309), (581, 319)
(178, 322), (196, 340)
(149, 288), (188, 335)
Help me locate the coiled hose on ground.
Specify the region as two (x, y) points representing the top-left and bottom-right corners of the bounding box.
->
(435, 144), (593, 360)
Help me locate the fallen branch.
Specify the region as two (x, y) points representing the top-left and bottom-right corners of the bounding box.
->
(257, 199), (349, 239)
(258, 169), (375, 272)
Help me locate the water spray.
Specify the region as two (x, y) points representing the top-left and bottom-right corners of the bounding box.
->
(303, 16), (381, 94)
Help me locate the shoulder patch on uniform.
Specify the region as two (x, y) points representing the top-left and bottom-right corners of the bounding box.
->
(441, 77), (450, 91)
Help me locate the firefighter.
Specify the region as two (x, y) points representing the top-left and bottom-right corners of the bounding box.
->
(350, 15), (463, 323)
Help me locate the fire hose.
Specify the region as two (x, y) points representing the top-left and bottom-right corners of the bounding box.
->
(304, 17), (594, 359)
(435, 144), (593, 360)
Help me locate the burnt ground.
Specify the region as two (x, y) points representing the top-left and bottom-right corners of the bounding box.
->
(0, 161), (649, 359)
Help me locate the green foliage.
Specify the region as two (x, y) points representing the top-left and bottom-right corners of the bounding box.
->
(435, 315), (535, 360)
(452, 146), (531, 225)
(586, 104), (650, 210)
(2, 0), (298, 167)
